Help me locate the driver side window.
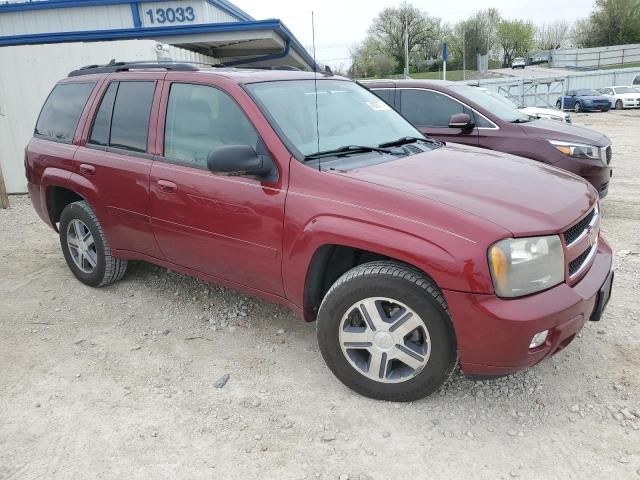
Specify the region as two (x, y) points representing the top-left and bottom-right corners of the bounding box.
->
(399, 89), (472, 128)
(164, 83), (258, 168)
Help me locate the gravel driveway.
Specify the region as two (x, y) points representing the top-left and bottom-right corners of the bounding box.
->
(1, 110), (639, 480)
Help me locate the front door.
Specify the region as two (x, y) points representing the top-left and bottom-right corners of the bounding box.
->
(148, 80), (287, 295)
(397, 88), (479, 146)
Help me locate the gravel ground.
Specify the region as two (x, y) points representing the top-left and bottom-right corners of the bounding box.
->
(1, 110), (639, 480)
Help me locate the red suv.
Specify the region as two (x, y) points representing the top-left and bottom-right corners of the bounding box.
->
(363, 80), (613, 197)
(26, 62), (613, 401)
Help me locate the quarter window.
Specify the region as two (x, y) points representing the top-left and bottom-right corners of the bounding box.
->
(164, 83), (258, 167)
(371, 88), (395, 107)
(89, 82), (118, 147)
(399, 89), (472, 128)
(35, 82), (95, 142)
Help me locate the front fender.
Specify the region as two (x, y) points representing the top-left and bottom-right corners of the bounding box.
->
(282, 214), (494, 312)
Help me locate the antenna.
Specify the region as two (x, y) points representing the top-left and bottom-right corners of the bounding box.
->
(312, 11), (321, 171)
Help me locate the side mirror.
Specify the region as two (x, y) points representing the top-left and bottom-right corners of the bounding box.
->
(207, 145), (272, 178)
(449, 113), (475, 130)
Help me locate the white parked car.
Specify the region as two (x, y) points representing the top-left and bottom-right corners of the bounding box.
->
(599, 86), (640, 109)
(476, 87), (571, 123)
(519, 105), (572, 123)
(511, 57), (526, 69)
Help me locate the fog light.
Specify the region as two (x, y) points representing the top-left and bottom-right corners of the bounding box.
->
(529, 330), (549, 349)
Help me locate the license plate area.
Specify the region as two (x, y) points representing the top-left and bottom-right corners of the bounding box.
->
(590, 270), (614, 322)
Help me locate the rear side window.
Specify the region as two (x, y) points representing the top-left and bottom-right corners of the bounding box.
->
(109, 82), (156, 152)
(35, 82), (95, 142)
(400, 89), (472, 128)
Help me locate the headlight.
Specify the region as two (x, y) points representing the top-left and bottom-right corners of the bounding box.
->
(488, 236), (564, 298)
(549, 140), (604, 161)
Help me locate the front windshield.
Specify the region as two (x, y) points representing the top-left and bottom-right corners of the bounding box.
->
(450, 85), (530, 122)
(576, 89), (601, 96)
(615, 87), (635, 94)
(246, 79), (424, 158)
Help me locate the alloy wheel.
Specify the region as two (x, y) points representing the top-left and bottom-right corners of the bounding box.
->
(66, 219), (97, 273)
(338, 297), (431, 383)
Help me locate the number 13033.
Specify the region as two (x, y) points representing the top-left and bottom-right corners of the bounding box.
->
(145, 6), (196, 24)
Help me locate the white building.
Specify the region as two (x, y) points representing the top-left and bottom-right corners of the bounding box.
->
(0, 0), (315, 193)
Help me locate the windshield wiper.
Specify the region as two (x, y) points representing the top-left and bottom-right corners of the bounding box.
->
(304, 145), (399, 161)
(510, 118), (531, 124)
(378, 136), (442, 148)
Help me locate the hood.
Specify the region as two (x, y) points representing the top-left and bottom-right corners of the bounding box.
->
(337, 144), (596, 236)
(579, 95), (610, 102)
(520, 118), (608, 145)
(615, 93), (640, 99)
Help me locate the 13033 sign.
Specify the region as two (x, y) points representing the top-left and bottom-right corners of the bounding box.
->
(145, 6), (196, 24)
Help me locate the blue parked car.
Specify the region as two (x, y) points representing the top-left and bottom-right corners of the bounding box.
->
(556, 89), (611, 113)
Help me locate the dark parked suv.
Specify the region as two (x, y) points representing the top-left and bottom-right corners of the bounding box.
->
(27, 62), (613, 401)
(363, 80), (613, 197)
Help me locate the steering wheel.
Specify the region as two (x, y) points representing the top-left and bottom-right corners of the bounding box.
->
(327, 121), (356, 136)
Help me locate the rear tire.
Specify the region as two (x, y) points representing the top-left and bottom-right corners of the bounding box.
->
(59, 201), (128, 287)
(556, 100), (562, 109)
(574, 102), (581, 113)
(317, 261), (457, 401)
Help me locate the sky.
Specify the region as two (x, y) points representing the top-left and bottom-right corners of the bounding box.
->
(234, 0), (596, 69)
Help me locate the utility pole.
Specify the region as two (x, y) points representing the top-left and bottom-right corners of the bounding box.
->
(404, 18), (409, 79)
(462, 30), (466, 81)
(0, 165), (9, 209)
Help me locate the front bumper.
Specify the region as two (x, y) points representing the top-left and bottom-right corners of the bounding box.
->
(443, 238), (613, 376)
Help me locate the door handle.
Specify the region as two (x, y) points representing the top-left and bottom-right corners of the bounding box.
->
(79, 164), (95, 176)
(157, 180), (177, 193)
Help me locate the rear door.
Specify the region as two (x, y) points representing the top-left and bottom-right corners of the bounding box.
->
(74, 74), (164, 259)
(148, 77), (287, 295)
(396, 88), (479, 145)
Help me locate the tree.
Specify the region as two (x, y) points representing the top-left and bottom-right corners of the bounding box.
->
(496, 19), (536, 66)
(572, 0), (640, 47)
(449, 9), (501, 70)
(350, 37), (398, 78)
(368, 2), (441, 69)
(536, 20), (570, 50)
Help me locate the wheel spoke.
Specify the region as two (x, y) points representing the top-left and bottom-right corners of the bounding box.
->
(341, 329), (371, 347)
(368, 350), (387, 379)
(392, 345), (425, 371)
(389, 312), (424, 339)
(72, 220), (82, 240)
(83, 231), (94, 247)
(67, 237), (80, 248)
(85, 251), (97, 268)
(358, 299), (387, 331)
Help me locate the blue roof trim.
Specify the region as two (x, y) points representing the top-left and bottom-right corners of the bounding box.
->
(0, 19), (316, 69)
(0, 0), (253, 21)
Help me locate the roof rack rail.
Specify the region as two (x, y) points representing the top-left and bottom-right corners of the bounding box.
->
(68, 59), (202, 77)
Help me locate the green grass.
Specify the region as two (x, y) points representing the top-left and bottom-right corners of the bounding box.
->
(599, 62), (640, 70)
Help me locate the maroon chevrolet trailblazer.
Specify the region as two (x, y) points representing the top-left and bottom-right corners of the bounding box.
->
(26, 62), (613, 401)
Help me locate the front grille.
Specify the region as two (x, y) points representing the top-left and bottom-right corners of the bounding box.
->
(605, 146), (612, 165)
(569, 246), (593, 276)
(563, 208), (595, 245)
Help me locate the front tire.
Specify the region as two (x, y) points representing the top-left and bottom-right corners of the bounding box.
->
(574, 102), (581, 113)
(59, 201), (128, 287)
(317, 261), (457, 401)
(615, 100), (623, 110)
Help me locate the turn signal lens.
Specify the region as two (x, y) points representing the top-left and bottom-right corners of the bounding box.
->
(556, 145), (572, 156)
(489, 245), (509, 293)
